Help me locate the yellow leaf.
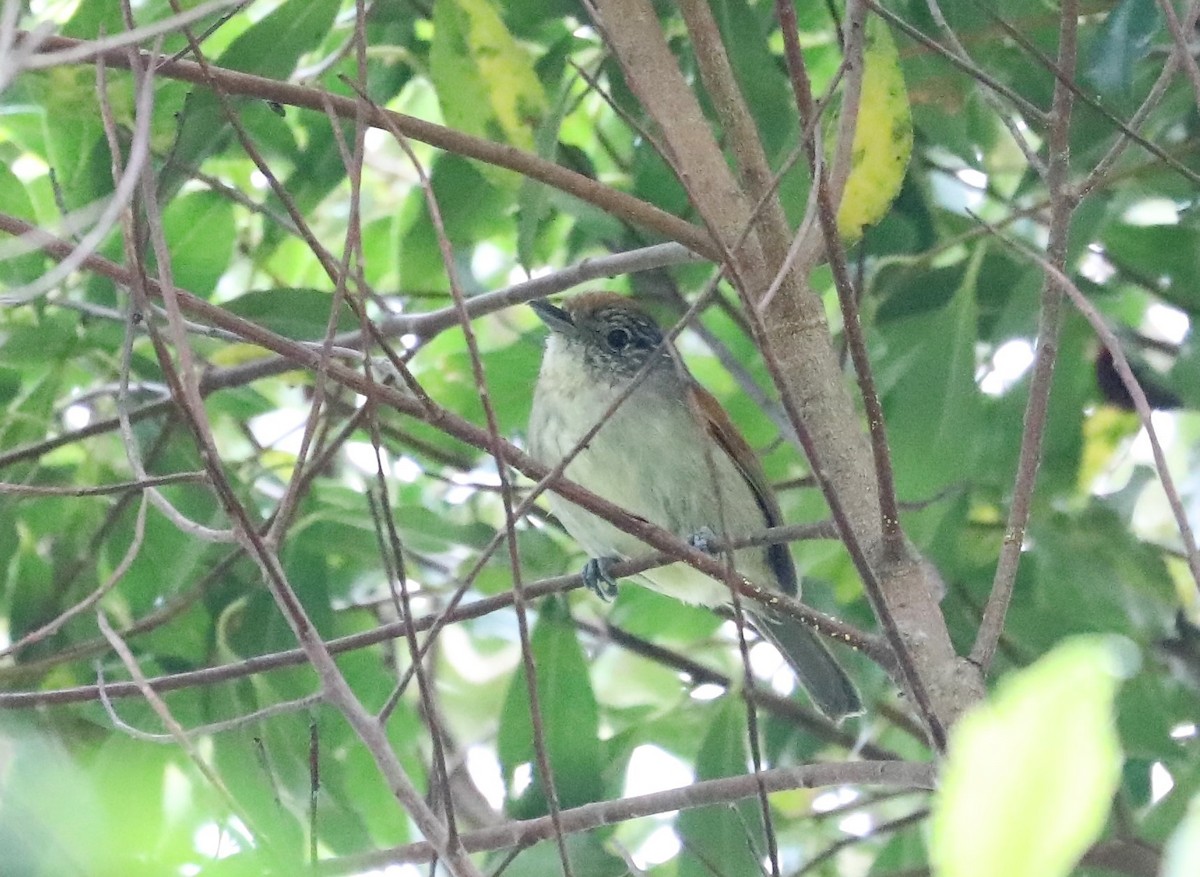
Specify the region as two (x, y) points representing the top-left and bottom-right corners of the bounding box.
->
(835, 16), (913, 241)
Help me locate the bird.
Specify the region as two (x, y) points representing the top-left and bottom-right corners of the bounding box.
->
(527, 291), (862, 720)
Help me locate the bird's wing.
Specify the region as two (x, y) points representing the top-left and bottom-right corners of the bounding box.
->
(687, 382), (799, 596)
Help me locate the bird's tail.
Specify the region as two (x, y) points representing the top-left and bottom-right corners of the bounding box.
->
(752, 609), (863, 722)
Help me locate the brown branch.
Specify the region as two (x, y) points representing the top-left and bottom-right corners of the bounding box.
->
(0, 525), (878, 709)
(0, 470), (205, 496)
(775, 0), (903, 560)
(970, 0), (1080, 673)
(587, 0), (978, 743)
(17, 31), (717, 261)
(316, 761), (936, 873)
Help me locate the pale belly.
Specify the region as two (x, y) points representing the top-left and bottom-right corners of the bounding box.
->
(529, 361), (777, 607)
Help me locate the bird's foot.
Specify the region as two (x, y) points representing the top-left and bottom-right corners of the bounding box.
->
(582, 557), (620, 601)
(687, 527), (719, 555)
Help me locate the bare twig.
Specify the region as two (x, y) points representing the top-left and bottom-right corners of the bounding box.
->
(0, 0), (244, 85)
(1, 495), (148, 658)
(864, 0), (1047, 124)
(970, 0), (1200, 191)
(1078, 0), (1200, 197)
(96, 611), (260, 840)
(0, 43), (155, 304)
(1154, 0), (1200, 115)
(921, 0), (1045, 175)
(0, 470), (204, 496)
(317, 761), (937, 873)
(970, 0), (1080, 674)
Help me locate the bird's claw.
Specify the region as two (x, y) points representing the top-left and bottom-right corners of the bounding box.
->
(688, 527), (719, 554)
(582, 557), (620, 601)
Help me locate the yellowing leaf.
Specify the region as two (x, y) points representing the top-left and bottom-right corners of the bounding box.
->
(430, 0), (547, 188)
(836, 15), (913, 241)
(930, 636), (1127, 877)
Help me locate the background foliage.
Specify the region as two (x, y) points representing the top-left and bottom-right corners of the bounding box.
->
(0, 0), (1198, 875)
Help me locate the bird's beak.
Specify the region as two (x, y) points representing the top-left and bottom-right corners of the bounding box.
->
(530, 299), (575, 334)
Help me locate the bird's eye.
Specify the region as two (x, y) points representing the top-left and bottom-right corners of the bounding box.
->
(606, 327), (631, 351)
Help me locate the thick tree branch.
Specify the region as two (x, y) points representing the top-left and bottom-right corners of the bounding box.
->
(588, 0), (980, 743)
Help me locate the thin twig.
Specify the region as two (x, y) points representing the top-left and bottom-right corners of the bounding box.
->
(969, 0), (1200, 190)
(96, 610), (262, 841)
(0, 470), (205, 496)
(1154, 0), (1200, 116)
(1078, 0), (1200, 198)
(317, 761), (937, 873)
(863, 0), (1047, 124)
(1, 494), (148, 658)
(970, 0), (1081, 674)
(921, 0), (1045, 175)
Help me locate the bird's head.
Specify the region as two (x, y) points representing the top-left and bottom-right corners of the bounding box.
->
(530, 292), (670, 382)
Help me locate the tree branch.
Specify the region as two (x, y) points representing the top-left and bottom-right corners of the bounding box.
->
(316, 761), (936, 872)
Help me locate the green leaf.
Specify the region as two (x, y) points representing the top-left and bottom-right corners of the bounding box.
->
(1145, 758), (1200, 844)
(0, 165), (45, 285)
(1084, 0), (1160, 101)
(1102, 224), (1200, 315)
(492, 833), (627, 877)
(875, 261), (967, 321)
(61, 0), (124, 39)
(160, 190), (235, 297)
(877, 245), (981, 498)
(1038, 314), (1092, 495)
(221, 288), (358, 340)
(677, 697), (764, 877)
(930, 636), (1127, 877)
(430, 0), (548, 188)
(24, 67), (120, 209)
(160, 0), (341, 197)
(517, 36), (576, 268)
(498, 596), (603, 818)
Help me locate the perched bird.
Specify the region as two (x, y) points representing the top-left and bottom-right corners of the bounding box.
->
(527, 292), (862, 720)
